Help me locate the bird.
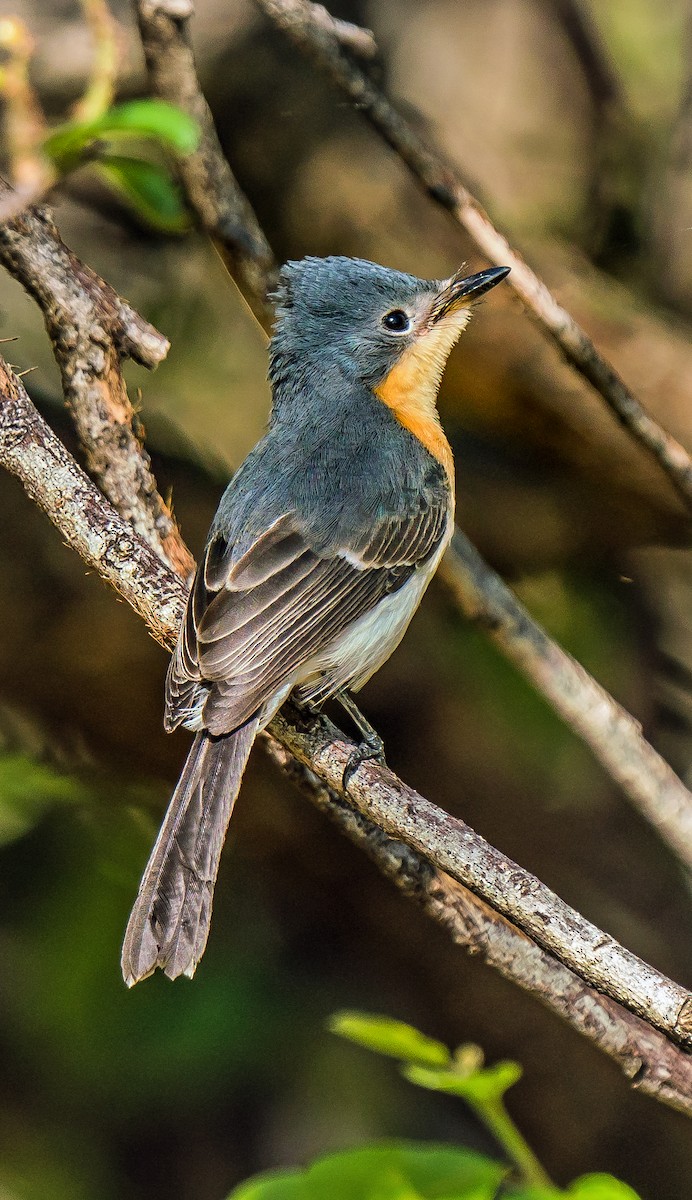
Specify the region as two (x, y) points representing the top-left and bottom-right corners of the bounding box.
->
(121, 255), (510, 987)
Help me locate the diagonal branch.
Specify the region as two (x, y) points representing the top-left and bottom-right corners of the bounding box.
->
(267, 735), (692, 1117)
(253, 0), (692, 512)
(444, 533), (692, 869)
(273, 703), (692, 1050)
(0, 357), (185, 642)
(1, 353), (692, 1113)
(0, 186), (194, 577)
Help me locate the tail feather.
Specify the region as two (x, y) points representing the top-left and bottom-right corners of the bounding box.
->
(121, 718), (259, 986)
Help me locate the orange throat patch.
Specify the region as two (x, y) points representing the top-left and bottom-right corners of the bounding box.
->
(374, 313), (468, 488)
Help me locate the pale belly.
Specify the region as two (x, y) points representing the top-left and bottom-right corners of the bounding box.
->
(187, 518), (454, 734)
(292, 521), (452, 707)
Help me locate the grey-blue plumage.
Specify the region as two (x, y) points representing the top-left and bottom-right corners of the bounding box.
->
(121, 256), (509, 985)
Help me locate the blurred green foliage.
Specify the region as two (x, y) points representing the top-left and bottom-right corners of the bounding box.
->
(42, 98), (199, 231)
(225, 1014), (641, 1200)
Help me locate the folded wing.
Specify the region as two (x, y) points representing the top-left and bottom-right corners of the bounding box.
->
(166, 499), (449, 737)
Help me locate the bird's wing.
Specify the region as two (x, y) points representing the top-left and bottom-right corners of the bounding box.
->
(165, 499), (449, 736)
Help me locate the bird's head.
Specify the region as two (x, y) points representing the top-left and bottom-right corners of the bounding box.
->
(269, 256), (510, 405)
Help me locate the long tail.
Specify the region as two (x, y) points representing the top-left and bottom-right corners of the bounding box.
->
(121, 718), (259, 987)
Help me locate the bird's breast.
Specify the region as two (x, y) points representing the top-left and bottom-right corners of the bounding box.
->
(374, 344), (455, 488)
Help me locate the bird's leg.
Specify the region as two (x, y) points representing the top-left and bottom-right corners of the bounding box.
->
(335, 690), (386, 788)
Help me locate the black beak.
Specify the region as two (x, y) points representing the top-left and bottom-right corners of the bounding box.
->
(430, 265), (510, 323)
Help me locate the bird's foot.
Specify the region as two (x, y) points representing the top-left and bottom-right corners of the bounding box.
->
(342, 728), (386, 789)
(334, 690), (387, 788)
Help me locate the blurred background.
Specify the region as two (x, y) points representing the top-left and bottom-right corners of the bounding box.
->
(1, 1), (692, 1197)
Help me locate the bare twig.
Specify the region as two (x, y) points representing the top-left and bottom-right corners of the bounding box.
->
(0, 0), (122, 224)
(135, 0), (278, 328)
(253, 0), (692, 512)
(0, 179), (53, 226)
(304, 4), (377, 59)
(443, 533), (692, 869)
(132, 0), (692, 868)
(267, 736), (692, 1117)
(0, 187), (194, 577)
(1, 355), (692, 1112)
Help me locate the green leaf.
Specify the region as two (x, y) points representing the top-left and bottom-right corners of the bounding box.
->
(229, 1168), (308, 1200)
(403, 1060), (522, 1105)
(567, 1175), (642, 1199)
(328, 1012), (451, 1068)
(226, 1143), (507, 1200)
(507, 1188), (564, 1199)
(88, 99), (199, 153)
(43, 100), (199, 172)
(94, 157), (191, 233)
(508, 1176), (642, 1200)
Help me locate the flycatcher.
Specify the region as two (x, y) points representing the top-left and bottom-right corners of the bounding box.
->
(122, 255), (510, 986)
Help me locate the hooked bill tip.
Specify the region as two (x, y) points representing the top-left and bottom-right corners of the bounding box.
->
(431, 264), (510, 322)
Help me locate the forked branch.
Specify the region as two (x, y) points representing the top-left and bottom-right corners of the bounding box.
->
(0, 186), (193, 577)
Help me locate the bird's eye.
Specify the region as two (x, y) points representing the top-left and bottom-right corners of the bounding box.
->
(382, 309), (411, 333)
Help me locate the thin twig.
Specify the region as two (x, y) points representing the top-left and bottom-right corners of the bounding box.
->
(1, 356), (692, 1112)
(135, 0), (278, 328)
(442, 533), (692, 869)
(0, 186), (194, 577)
(0, 359), (185, 642)
(304, 4), (377, 59)
(549, 0), (624, 114)
(253, 0), (692, 512)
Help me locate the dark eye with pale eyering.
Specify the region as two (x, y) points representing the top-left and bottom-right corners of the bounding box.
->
(381, 308), (411, 333)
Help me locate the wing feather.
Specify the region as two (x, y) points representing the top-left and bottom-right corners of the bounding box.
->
(165, 493), (450, 736)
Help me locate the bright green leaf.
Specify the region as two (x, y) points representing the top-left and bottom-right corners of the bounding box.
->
(94, 157), (191, 233)
(509, 1176), (642, 1200)
(403, 1060), (522, 1105)
(507, 1188), (564, 1199)
(43, 100), (199, 172)
(328, 1012), (451, 1068)
(229, 1167), (308, 1200)
(228, 1143), (507, 1200)
(88, 99), (199, 153)
(567, 1175), (643, 1199)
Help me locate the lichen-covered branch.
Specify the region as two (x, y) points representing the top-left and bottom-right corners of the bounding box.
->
(0, 188), (194, 577)
(0, 357), (186, 643)
(253, 0), (692, 512)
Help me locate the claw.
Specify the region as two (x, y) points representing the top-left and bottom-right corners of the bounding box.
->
(342, 731), (386, 788)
